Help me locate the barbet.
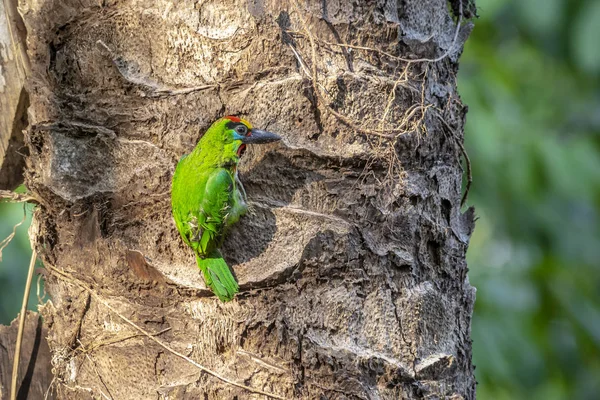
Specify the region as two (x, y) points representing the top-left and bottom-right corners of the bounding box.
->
(171, 116), (281, 301)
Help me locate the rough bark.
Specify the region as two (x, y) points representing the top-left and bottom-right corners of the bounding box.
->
(0, 0), (28, 190)
(21, 0), (476, 398)
(0, 312), (54, 399)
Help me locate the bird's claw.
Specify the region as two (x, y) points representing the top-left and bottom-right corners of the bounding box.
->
(246, 202), (257, 216)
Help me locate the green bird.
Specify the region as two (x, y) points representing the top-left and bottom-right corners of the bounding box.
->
(171, 116), (281, 301)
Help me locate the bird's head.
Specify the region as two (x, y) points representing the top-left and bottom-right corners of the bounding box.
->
(208, 116), (281, 159)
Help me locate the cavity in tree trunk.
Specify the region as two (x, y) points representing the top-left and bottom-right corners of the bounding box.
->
(17, 0), (477, 398)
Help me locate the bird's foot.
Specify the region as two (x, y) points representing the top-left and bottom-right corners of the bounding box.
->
(245, 202), (257, 216)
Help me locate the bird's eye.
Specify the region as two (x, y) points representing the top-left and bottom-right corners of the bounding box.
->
(235, 125), (248, 135)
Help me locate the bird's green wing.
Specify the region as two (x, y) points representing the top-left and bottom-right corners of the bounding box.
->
(192, 168), (233, 257)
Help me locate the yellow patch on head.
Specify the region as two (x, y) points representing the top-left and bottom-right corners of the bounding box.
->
(223, 116), (253, 129)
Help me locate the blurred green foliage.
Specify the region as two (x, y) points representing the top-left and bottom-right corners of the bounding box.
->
(0, 0), (599, 397)
(0, 202), (37, 325)
(458, 0), (600, 398)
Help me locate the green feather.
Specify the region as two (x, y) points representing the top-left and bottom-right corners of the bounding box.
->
(171, 118), (248, 302)
(197, 252), (239, 302)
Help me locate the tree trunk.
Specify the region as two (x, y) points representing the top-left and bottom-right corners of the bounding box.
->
(22, 0), (476, 398)
(0, 0), (28, 190)
(0, 312), (54, 399)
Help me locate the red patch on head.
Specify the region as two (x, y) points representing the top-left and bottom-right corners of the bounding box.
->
(224, 115), (241, 123)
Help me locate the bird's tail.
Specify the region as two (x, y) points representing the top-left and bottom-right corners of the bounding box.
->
(196, 250), (239, 302)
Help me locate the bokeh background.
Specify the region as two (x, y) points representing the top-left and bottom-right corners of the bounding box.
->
(1, 0), (599, 398)
(460, 0), (600, 398)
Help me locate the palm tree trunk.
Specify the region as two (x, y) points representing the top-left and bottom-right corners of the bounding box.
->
(21, 0), (477, 398)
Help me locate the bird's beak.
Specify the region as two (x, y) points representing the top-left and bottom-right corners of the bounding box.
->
(241, 129), (282, 144)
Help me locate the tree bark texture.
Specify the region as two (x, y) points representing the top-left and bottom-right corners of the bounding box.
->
(0, 0), (28, 190)
(22, 0), (477, 398)
(0, 312), (54, 399)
